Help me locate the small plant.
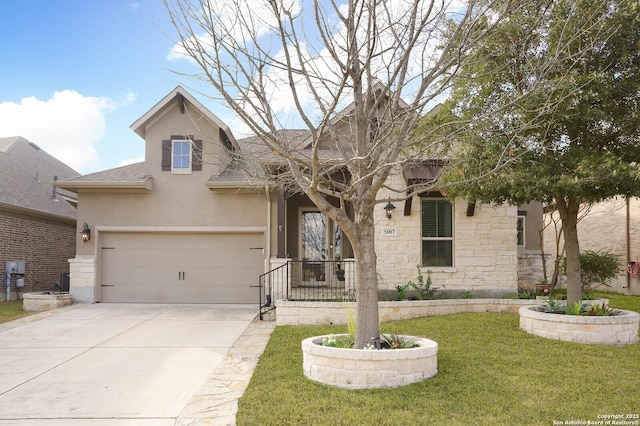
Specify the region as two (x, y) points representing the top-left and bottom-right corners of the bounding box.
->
(407, 266), (438, 300)
(321, 334), (354, 348)
(539, 296), (563, 313)
(380, 333), (417, 349)
(584, 302), (616, 316)
(395, 284), (410, 301)
(565, 301), (583, 315)
(462, 290), (474, 299)
(518, 290), (535, 299)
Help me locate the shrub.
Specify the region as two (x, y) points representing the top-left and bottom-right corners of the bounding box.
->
(395, 284), (410, 301)
(562, 251), (620, 296)
(407, 266), (438, 300)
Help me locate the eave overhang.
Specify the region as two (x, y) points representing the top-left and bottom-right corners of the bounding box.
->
(53, 176), (153, 193)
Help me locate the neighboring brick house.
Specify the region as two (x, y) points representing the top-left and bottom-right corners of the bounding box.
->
(56, 86), (542, 304)
(543, 197), (640, 296)
(0, 136), (79, 300)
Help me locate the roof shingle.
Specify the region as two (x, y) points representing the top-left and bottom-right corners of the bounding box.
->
(0, 136), (79, 219)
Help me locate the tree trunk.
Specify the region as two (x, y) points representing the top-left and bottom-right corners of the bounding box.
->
(350, 204), (380, 349)
(556, 197), (582, 304)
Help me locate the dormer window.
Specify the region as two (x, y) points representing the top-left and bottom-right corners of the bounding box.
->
(162, 136), (203, 173)
(172, 140), (191, 173)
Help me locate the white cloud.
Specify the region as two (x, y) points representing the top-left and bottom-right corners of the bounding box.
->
(118, 156), (145, 167)
(0, 90), (135, 173)
(167, 0), (301, 62)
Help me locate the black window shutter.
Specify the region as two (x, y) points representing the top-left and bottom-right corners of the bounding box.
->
(161, 140), (171, 171)
(192, 139), (203, 171)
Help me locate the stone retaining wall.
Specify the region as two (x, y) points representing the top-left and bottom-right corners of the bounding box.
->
(22, 292), (72, 312)
(519, 306), (639, 346)
(276, 298), (547, 326)
(302, 334), (438, 389)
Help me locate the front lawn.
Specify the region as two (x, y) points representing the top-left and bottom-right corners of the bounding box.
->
(0, 300), (33, 324)
(237, 292), (640, 425)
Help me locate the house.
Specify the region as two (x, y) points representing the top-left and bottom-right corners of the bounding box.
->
(0, 136), (78, 300)
(543, 197), (640, 295)
(56, 86), (542, 304)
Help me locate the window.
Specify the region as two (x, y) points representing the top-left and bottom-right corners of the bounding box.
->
(421, 196), (453, 267)
(517, 215), (525, 246)
(172, 140), (191, 172)
(161, 136), (202, 173)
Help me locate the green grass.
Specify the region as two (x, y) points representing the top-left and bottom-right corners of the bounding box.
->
(237, 293), (640, 425)
(0, 300), (33, 324)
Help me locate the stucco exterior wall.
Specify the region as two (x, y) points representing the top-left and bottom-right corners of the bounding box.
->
(143, 99), (231, 178)
(374, 171), (518, 296)
(543, 197), (640, 295)
(74, 99), (271, 257)
(69, 94), (272, 303)
(0, 208), (75, 299)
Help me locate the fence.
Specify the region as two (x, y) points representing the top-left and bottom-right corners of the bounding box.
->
(258, 260), (356, 319)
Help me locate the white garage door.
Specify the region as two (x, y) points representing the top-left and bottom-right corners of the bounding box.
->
(99, 232), (264, 303)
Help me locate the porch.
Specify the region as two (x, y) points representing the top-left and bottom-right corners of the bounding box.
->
(258, 259), (356, 319)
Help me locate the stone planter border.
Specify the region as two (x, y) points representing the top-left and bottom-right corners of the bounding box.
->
(22, 292), (72, 312)
(275, 298), (608, 326)
(519, 306), (639, 346)
(302, 334), (438, 389)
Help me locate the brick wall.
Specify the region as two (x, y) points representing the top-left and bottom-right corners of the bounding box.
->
(0, 208), (76, 298)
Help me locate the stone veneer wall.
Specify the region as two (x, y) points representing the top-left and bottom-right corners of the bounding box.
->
(374, 171), (518, 295)
(518, 251), (551, 291)
(543, 197), (640, 295)
(276, 299), (547, 326)
(68, 256), (96, 303)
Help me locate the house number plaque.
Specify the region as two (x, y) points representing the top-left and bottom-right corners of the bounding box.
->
(382, 227), (397, 237)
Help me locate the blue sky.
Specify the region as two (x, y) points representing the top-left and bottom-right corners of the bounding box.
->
(0, 1), (203, 174)
(0, 1), (450, 175)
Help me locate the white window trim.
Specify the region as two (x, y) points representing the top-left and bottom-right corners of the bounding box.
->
(171, 139), (192, 174)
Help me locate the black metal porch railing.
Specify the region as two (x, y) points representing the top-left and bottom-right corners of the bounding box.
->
(258, 260), (356, 319)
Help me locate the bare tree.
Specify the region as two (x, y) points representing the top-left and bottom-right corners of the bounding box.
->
(164, 0), (588, 347)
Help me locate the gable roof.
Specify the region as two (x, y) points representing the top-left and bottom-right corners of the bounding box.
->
(0, 136), (79, 221)
(130, 85), (238, 151)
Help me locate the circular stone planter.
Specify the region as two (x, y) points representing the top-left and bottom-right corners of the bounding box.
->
(22, 292), (72, 312)
(519, 306), (639, 346)
(302, 334), (438, 389)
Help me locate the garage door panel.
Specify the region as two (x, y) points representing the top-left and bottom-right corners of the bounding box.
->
(100, 232), (264, 303)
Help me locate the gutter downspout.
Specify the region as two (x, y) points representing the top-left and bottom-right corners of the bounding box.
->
(625, 197), (630, 289)
(265, 185), (271, 267)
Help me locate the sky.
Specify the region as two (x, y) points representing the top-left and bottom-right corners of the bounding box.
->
(0, 1), (204, 174)
(0, 0), (455, 175)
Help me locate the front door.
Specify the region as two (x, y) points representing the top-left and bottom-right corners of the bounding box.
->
(300, 210), (341, 286)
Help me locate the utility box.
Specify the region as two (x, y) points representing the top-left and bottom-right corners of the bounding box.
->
(60, 272), (70, 292)
(16, 278), (24, 288)
(5, 260), (26, 275)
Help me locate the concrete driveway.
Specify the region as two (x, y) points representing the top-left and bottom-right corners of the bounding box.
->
(0, 303), (260, 425)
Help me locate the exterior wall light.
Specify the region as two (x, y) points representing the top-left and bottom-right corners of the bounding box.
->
(80, 223), (91, 243)
(384, 200), (396, 219)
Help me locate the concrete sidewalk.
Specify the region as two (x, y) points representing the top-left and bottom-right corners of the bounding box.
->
(0, 303), (275, 425)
